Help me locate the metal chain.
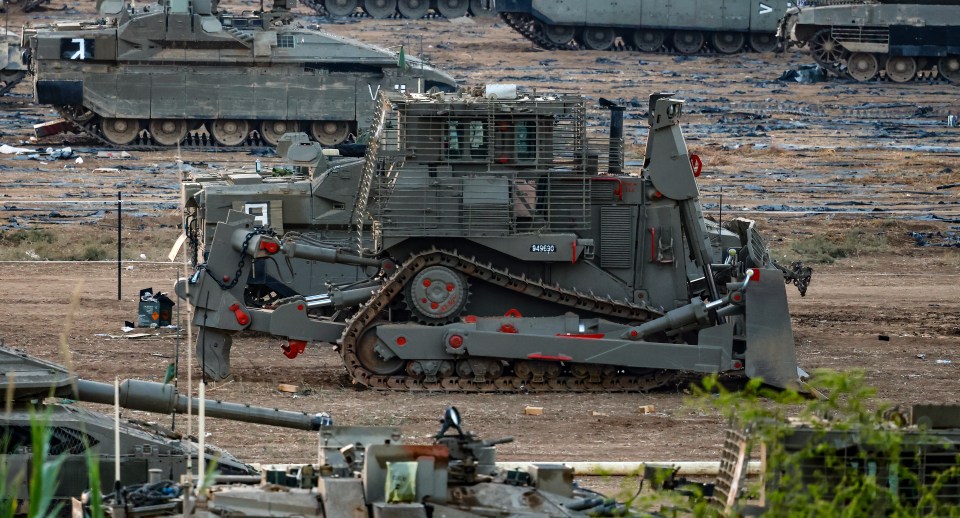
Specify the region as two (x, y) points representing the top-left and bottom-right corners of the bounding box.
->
(774, 260), (813, 297)
(200, 227), (277, 291)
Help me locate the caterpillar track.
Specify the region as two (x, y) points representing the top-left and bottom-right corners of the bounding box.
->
(339, 249), (683, 393)
(300, 0), (496, 20)
(56, 108), (289, 152)
(499, 12), (779, 54)
(806, 34), (960, 84)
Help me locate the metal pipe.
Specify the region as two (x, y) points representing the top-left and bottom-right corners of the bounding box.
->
(75, 379), (332, 431)
(284, 241), (382, 267)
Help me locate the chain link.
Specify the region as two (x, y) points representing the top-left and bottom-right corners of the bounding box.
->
(198, 227), (278, 291)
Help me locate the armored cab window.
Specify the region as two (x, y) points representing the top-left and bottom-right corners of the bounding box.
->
(444, 121), (462, 159)
(516, 121), (536, 162)
(277, 34), (296, 48)
(468, 121), (487, 159)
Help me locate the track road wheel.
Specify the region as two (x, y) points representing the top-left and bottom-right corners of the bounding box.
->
(356, 327), (405, 375)
(469, 0), (495, 17)
(148, 119), (188, 146)
(847, 52), (878, 82)
(100, 118), (140, 145)
(324, 0), (358, 16)
(211, 119), (250, 146)
(632, 29), (664, 52)
(260, 120), (297, 147)
(437, 0), (468, 18)
(363, 0), (396, 18)
(748, 32), (777, 53)
(581, 26), (616, 51)
(808, 28), (843, 67)
(397, 0), (428, 18)
(939, 56), (960, 83)
(541, 23), (576, 46)
(310, 121), (350, 146)
(405, 265), (469, 324)
(712, 31), (745, 54)
(672, 30), (704, 55)
(885, 56), (916, 83)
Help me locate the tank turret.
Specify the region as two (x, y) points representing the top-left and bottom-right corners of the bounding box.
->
(25, 0), (457, 147)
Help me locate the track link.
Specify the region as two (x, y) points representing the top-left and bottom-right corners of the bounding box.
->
(499, 12), (767, 55)
(339, 248), (683, 393)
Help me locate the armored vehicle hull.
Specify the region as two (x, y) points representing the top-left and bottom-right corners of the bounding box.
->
(177, 90), (811, 392)
(0, 29), (26, 95)
(782, 1), (960, 83)
(303, 0), (497, 19)
(498, 0), (791, 53)
(26, 0), (457, 148)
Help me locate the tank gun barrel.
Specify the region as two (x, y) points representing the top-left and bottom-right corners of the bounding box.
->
(74, 378), (331, 431)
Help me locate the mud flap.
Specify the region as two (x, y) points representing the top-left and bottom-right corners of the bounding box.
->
(196, 327), (233, 380)
(744, 268), (804, 389)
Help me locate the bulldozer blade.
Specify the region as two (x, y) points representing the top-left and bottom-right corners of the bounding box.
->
(196, 327), (233, 380)
(744, 267), (805, 389)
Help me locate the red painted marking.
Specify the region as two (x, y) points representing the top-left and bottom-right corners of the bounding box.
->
(446, 283), (455, 292)
(259, 240), (279, 254)
(297, 304), (304, 311)
(396, 336), (407, 346)
(423, 279), (431, 287)
(732, 293), (742, 302)
(571, 240), (577, 264)
(430, 302), (439, 310)
(282, 339), (307, 359)
(421, 298), (428, 303)
(649, 227), (656, 262)
(749, 269), (761, 281)
(222, 274), (231, 283)
(499, 324), (518, 334)
(527, 353), (573, 361)
(228, 303), (249, 326)
(690, 154), (702, 177)
(589, 177), (623, 201)
(504, 309), (522, 318)
(556, 333), (605, 339)
(630, 330), (638, 338)
(464, 315), (477, 323)
(732, 360), (744, 370)
(449, 335), (463, 348)
(653, 191), (663, 199)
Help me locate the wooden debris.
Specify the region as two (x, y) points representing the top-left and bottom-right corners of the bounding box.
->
(277, 383), (299, 394)
(639, 405), (655, 414)
(524, 406), (544, 416)
(590, 410), (608, 417)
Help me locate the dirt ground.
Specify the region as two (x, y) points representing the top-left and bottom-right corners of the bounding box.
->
(1, 2), (959, 485)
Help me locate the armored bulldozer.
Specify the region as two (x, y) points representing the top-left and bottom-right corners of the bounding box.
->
(24, 0), (457, 148)
(780, 0), (960, 83)
(97, 407), (638, 517)
(0, 28), (26, 95)
(176, 89), (811, 392)
(303, 0), (496, 19)
(497, 0), (790, 53)
(0, 344), (334, 510)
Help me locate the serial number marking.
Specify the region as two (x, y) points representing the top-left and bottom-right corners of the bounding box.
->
(530, 244), (557, 253)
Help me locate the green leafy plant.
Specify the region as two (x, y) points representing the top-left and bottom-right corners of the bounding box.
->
(27, 407), (67, 518)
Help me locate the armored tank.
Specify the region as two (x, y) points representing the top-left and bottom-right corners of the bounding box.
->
(24, 0), (457, 148)
(0, 344), (334, 511)
(176, 89), (812, 392)
(0, 28), (26, 95)
(303, 0), (496, 19)
(781, 0), (960, 83)
(94, 407), (638, 517)
(497, 0), (790, 53)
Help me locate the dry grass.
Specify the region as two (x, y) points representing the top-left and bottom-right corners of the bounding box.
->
(0, 215), (180, 261)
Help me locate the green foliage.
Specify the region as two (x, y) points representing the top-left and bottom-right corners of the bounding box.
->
(28, 408), (66, 518)
(787, 230), (888, 264)
(66, 244), (109, 261)
(0, 229), (56, 246)
(83, 445), (103, 518)
(0, 435), (22, 518)
(686, 370), (960, 517)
